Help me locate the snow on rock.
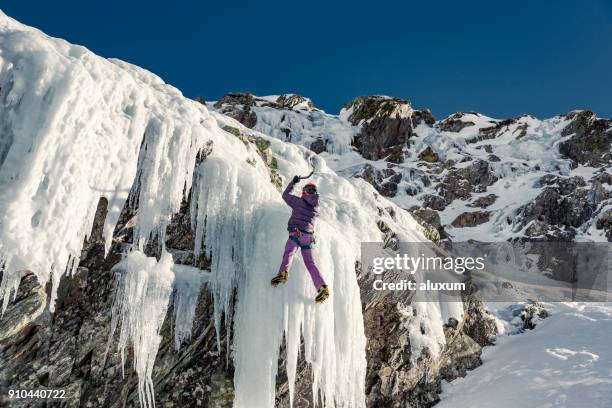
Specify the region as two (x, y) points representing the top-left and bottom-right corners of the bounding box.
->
(211, 93), (358, 155)
(438, 302), (612, 408)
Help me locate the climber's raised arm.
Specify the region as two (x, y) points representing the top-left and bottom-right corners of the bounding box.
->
(282, 176), (301, 207)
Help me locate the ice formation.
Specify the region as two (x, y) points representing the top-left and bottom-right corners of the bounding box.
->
(110, 251), (175, 408)
(0, 10), (459, 408)
(253, 106), (357, 155)
(0, 11), (211, 313)
(172, 264), (206, 350)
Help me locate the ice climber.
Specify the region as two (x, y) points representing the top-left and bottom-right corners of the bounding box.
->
(271, 176), (329, 303)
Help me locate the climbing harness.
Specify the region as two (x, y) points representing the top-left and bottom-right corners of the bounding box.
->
(287, 225), (315, 250)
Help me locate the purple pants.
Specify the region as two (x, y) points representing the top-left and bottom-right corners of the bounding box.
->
(278, 232), (326, 290)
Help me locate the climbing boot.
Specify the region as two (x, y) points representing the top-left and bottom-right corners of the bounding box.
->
(271, 270), (289, 287)
(315, 285), (330, 303)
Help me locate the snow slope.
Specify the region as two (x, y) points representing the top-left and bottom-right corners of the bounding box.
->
(438, 302), (612, 408)
(0, 10), (461, 408)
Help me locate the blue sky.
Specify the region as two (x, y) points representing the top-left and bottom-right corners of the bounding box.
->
(3, 1), (612, 119)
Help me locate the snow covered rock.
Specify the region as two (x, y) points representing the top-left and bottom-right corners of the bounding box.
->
(213, 92), (258, 128)
(559, 110), (612, 167)
(344, 95), (434, 163)
(362, 293), (494, 408)
(450, 211), (491, 228)
(436, 112), (492, 133)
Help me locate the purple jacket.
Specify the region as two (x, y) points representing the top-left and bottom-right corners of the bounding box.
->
(282, 181), (320, 233)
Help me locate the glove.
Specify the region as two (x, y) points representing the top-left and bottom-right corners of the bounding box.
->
(292, 175), (300, 184)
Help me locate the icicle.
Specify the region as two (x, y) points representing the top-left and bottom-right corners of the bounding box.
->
(172, 264), (206, 350)
(110, 250), (175, 408)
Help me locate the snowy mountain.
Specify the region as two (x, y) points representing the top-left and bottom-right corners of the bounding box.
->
(0, 9), (610, 408)
(210, 93), (612, 243)
(0, 10), (498, 408)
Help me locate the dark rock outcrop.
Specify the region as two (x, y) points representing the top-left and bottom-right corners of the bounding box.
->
(346, 96), (433, 163)
(518, 179), (608, 238)
(418, 146), (439, 163)
(437, 112), (478, 133)
(469, 117), (529, 143)
(354, 164), (403, 198)
(468, 194), (497, 208)
(596, 208), (612, 241)
(422, 194), (447, 211)
(363, 291), (495, 408)
(438, 160), (498, 204)
(559, 110), (612, 167)
(214, 92), (258, 129)
(451, 211), (491, 228)
(213, 93), (320, 129)
(274, 94), (315, 111)
(309, 138), (327, 154)
(409, 207), (448, 242)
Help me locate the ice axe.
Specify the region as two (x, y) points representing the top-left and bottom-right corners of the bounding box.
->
(297, 155), (316, 180)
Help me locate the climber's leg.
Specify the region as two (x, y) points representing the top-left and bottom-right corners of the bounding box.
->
(299, 234), (326, 290)
(272, 237), (298, 286)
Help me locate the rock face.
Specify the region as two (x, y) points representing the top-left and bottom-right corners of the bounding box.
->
(559, 111), (612, 167)
(346, 96), (435, 163)
(0, 210), (495, 408)
(423, 194), (447, 211)
(0, 176), (235, 408)
(468, 194), (497, 208)
(596, 209), (612, 240)
(363, 293), (495, 408)
(408, 207), (448, 242)
(436, 112), (478, 133)
(274, 94), (316, 111)
(418, 146), (440, 163)
(517, 176), (609, 239)
(438, 160), (498, 204)
(451, 211), (491, 228)
(213, 92), (258, 128)
(309, 137), (327, 154)
(354, 164), (404, 198)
